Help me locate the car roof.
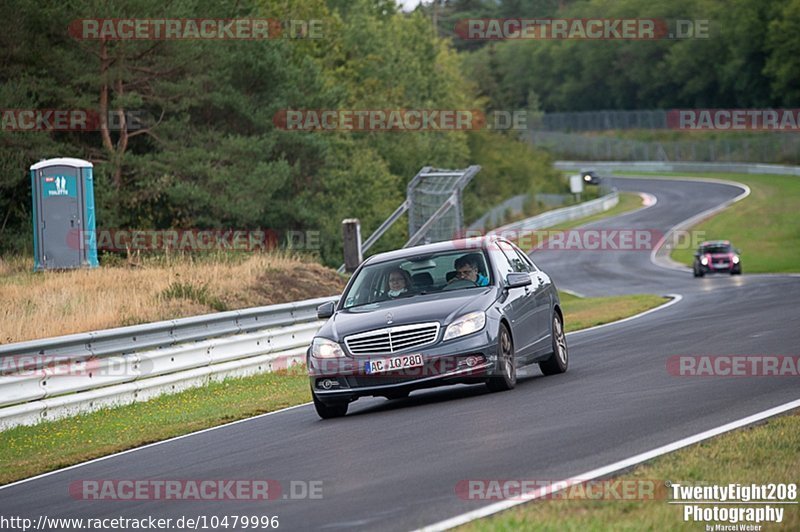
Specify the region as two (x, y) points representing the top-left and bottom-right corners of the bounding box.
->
(700, 240), (731, 247)
(363, 236), (501, 266)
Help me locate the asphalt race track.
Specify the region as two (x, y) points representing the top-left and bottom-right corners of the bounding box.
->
(1, 176), (798, 531)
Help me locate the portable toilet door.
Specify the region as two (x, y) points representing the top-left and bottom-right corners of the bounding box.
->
(30, 157), (98, 271)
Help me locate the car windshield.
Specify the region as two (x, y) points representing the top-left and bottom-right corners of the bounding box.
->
(342, 250), (492, 309)
(702, 245), (732, 254)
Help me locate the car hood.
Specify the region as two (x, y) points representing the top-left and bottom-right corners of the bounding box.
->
(317, 288), (498, 342)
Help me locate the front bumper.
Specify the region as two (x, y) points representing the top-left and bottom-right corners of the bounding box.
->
(308, 329), (499, 403)
(699, 261), (740, 273)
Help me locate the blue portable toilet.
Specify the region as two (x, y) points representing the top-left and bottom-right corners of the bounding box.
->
(30, 158), (98, 271)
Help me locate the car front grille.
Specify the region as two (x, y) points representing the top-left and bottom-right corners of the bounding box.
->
(344, 322), (440, 355)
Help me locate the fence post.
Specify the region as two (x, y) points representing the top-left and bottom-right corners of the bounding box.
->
(341, 219), (362, 273)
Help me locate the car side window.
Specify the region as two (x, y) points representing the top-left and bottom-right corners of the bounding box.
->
(488, 243), (515, 277)
(497, 243), (529, 273)
(505, 249), (528, 273)
(515, 248), (538, 272)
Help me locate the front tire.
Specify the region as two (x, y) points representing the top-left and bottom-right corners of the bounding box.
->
(540, 312), (568, 375)
(313, 392), (348, 419)
(486, 323), (516, 392)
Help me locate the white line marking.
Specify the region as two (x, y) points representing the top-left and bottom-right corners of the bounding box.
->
(566, 294), (682, 337)
(416, 398), (800, 532)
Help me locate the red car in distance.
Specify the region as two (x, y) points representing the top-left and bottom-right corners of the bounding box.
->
(693, 240), (742, 277)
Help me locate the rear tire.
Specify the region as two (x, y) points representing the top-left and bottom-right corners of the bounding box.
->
(540, 312), (568, 376)
(313, 392), (348, 419)
(486, 323), (516, 392)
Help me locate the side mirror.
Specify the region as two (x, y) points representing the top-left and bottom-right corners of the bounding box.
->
(506, 272), (532, 289)
(316, 301), (335, 320)
(735, 248), (741, 255)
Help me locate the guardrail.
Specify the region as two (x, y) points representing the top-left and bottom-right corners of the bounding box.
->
(490, 189), (619, 234)
(554, 160), (800, 176)
(0, 296), (338, 430)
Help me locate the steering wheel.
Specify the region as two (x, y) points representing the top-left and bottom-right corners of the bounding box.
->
(442, 278), (478, 291)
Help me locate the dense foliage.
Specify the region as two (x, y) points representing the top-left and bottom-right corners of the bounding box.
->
(0, 0), (561, 265)
(429, 0), (800, 112)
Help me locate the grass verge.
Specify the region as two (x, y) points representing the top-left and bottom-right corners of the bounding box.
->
(617, 172), (799, 273)
(558, 291), (666, 332)
(0, 291), (669, 486)
(459, 410), (800, 531)
(0, 252), (346, 344)
(546, 192), (647, 232)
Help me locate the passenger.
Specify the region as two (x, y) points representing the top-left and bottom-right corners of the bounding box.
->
(387, 268), (412, 298)
(451, 254), (489, 286)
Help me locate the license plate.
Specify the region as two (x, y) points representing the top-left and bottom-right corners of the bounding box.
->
(364, 354), (423, 374)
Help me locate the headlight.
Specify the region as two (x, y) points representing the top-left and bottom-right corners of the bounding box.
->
(443, 311), (486, 341)
(700, 257), (709, 265)
(311, 337), (345, 358)
(732, 255), (740, 264)
(583, 175), (591, 181)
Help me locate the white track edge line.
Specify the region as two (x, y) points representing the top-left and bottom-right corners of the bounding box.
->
(416, 397), (800, 532)
(565, 293), (682, 337)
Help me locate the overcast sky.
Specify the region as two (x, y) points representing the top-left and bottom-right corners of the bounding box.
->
(398, 0), (424, 12)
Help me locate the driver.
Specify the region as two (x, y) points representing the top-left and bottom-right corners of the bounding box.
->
(450, 254), (489, 286)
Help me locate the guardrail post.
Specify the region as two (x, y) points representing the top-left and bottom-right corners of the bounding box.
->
(342, 218), (363, 273)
